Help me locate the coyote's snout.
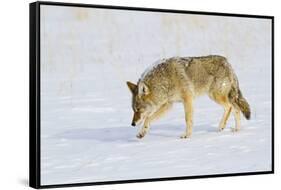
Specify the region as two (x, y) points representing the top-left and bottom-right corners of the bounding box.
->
(127, 55), (250, 139)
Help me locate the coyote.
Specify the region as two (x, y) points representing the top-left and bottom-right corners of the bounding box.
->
(126, 55), (250, 139)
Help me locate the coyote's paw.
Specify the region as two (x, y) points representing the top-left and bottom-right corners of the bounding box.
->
(231, 128), (240, 132)
(180, 133), (191, 139)
(218, 128), (225, 132)
(136, 131), (146, 139)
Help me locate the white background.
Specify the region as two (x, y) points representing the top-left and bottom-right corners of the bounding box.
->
(40, 3), (272, 185)
(0, 0), (278, 190)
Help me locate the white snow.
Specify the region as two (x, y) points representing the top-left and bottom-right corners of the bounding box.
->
(40, 5), (272, 185)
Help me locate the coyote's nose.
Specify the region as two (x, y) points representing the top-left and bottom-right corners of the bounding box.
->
(131, 122), (136, 127)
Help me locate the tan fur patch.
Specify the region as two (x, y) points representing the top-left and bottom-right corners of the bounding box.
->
(128, 55), (250, 138)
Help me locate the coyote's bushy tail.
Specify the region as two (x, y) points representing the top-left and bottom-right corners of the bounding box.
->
(228, 87), (251, 120)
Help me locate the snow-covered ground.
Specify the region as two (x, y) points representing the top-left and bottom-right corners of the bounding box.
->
(40, 5), (272, 185)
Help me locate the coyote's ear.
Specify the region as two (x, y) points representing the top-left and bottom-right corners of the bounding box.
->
(138, 82), (150, 95)
(126, 81), (137, 94)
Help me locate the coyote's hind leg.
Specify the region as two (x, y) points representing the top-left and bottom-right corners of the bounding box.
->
(219, 105), (232, 131)
(232, 108), (241, 132)
(209, 93), (232, 131)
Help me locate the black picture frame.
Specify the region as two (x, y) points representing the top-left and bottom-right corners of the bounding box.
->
(29, 1), (274, 189)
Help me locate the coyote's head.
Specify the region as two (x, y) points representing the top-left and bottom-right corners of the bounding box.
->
(126, 81), (156, 127)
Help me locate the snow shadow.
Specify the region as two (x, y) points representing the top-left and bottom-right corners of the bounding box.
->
(54, 126), (138, 143)
(53, 123), (218, 143)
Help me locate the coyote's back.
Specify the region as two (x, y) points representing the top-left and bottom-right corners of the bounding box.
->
(127, 55), (250, 139)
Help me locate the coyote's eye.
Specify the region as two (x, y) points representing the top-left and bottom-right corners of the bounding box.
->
(133, 105), (140, 112)
(139, 108), (145, 113)
(134, 106), (145, 113)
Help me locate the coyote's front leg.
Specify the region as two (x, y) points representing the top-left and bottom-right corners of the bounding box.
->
(136, 119), (150, 139)
(137, 103), (172, 139)
(180, 95), (193, 139)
